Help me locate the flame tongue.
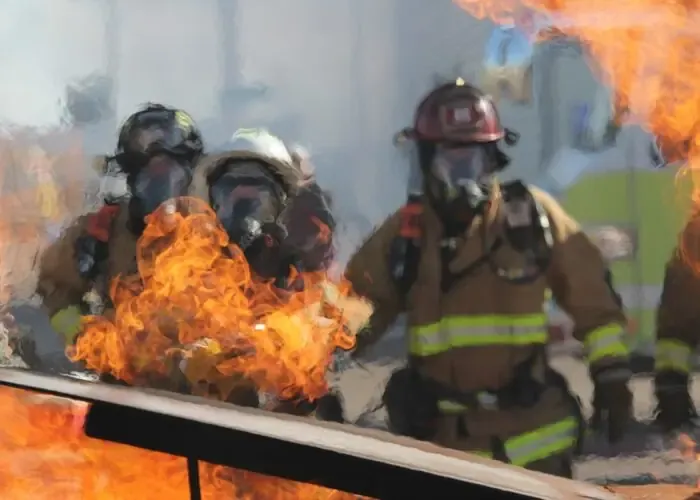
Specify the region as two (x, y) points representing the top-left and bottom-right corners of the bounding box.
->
(453, 0), (700, 268)
(0, 387), (369, 498)
(69, 197), (367, 402)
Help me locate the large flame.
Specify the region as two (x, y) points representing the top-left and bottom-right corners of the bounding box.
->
(453, 0), (700, 267)
(0, 386), (364, 499)
(0, 137), (86, 303)
(69, 197), (365, 402)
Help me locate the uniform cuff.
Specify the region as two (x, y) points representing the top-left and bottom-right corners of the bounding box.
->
(584, 323), (628, 365)
(655, 339), (693, 374)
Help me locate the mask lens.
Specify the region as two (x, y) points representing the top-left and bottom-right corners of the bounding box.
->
(430, 145), (489, 192)
(209, 173), (279, 248)
(132, 156), (191, 216)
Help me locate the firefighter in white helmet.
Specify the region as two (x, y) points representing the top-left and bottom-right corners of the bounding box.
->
(185, 128), (337, 415)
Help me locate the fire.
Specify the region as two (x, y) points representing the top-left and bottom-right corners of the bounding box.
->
(0, 386), (365, 499)
(68, 197), (368, 403)
(452, 0), (700, 269)
(677, 433), (700, 488)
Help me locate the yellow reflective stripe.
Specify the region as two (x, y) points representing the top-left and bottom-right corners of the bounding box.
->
(438, 400), (469, 413)
(409, 314), (548, 356)
(584, 323), (628, 364)
(655, 339), (693, 373)
(505, 417), (578, 467)
(50, 306), (83, 344)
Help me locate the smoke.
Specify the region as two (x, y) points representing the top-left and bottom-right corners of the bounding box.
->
(0, 0), (504, 273)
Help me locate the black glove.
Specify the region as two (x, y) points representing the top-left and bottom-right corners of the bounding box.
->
(315, 391), (345, 423)
(382, 367), (439, 441)
(590, 363), (633, 443)
(654, 370), (697, 431)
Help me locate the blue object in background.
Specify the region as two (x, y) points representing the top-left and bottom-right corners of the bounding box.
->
(570, 102), (591, 149)
(481, 26), (535, 104)
(483, 26), (534, 69)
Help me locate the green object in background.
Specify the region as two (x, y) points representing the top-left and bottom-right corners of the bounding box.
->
(561, 167), (690, 355)
(50, 305), (83, 345)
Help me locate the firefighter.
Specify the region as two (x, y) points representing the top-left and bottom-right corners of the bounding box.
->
(189, 128), (335, 285)
(186, 128), (337, 415)
(32, 104), (270, 404)
(653, 218), (700, 431)
(39, 103), (204, 341)
(343, 80), (632, 477)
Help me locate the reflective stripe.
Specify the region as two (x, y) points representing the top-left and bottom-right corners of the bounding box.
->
(50, 306), (83, 345)
(438, 400), (470, 413)
(656, 339), (693, 373)
(504, 417), (578, 467)
(409, 314), (548, 356)
(438, 392), (500, 413)
(583, 323), (628, 364)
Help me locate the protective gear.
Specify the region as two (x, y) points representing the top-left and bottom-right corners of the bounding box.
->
(396, 81), (518, 227)
(187, 130), (339, 417)
(114, 103), (204, 174)
(382, 366), (440, 441)
(37, 205), (261, 407)
(409, 80), (506, 144)
(653, 222), (700, 430)
(112, 105), (202, 234)
(387, 181), (554, 302)
(590, 363), (633, 443)
(49, 305), (82, 345)
(126, 155), (193, 234)
(654, 370), (697, 431)
(207, 161), (286, 253)
(425, 144), (495, 216)
(37, 206), (139, 321)
(190, 128), (335, 282)
(314, 392), (345, 423)
(344, 185), (628, 475)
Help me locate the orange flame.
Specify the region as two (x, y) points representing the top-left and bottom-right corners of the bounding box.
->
(453, 0), (700, 268)
(0, 386), (366, 499)
(676, 433), (700, 488)
(69, 198), (365, 402)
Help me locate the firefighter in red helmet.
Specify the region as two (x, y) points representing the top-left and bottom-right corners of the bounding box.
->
(341, 80), (632, 477)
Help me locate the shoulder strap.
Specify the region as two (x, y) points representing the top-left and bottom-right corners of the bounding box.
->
(390, 181), (548, 296)
(77, 203), (121, 281)
(389, 195), (423, 301)
(85, 203), (121, 243)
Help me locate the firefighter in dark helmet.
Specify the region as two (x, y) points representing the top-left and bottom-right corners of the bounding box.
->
(39, 103), (204, 340)
(342, 79), (632, 477)
(36, 104), (259, 407)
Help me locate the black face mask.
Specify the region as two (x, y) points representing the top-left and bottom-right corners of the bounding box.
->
(127, 155), (192, 233)
(209, 171), (285, 252)
(425, 144), (495, 224)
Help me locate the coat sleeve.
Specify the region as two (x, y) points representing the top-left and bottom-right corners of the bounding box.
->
(533, 188), (628, 373)
(36, 216), (91, 317)
(344, 212), (404, 358)
(281, 182), (336, 272)
(655, 223), (700, 375)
